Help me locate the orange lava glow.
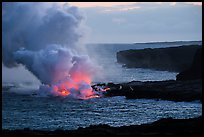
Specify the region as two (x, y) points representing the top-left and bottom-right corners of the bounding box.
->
(52, 86), (70, 96)
(61, 89), (71, 96)
(71, 72), (91, 85)
(51, 72), (97, 99)
(104, 87), (110, 91)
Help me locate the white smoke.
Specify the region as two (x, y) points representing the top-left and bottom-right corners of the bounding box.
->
(14, 44), (96, 84)
(2, 2), (100, 99)
(3, 2), (83, 66)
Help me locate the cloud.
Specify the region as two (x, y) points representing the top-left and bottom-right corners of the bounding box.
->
(69, 2), (202, 14)
(66, 2), (202, 43)
(69, 2), (202, 9)
(169, 2), (202, 6)
(82, 2), (202, 43)
(103, 6), (140, 13)
(69, 2), (137, 8)
(155, 2), (202, 6)
(170, 2), (177, 6)
(69, 2), (141, 13)
(185, 2), (202, 6)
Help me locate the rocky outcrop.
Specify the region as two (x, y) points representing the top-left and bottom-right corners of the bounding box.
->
(176, 48), (202, 81)
(117, 45), (201, 72)
(124, 80), (202, 101)
(2, 116), (202, 135)
(93, 80), (202, 102)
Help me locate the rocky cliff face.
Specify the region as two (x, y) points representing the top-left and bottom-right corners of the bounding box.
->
(176, 48), (202, 81)
(117, 45), (201, 72)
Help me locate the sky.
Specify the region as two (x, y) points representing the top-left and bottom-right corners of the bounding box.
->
(68, 2), (202, 43)
(2, 2), (202, 83)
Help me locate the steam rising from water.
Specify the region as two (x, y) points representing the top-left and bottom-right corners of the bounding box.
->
(2, 2), (100, 99)
(14, 45), (96, 85)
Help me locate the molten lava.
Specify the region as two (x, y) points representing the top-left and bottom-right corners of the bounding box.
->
(60, 89), (71, 96)
(104, 87), (110, 91)
(38, 70), (109, 100)
(49, 72), (101, 99)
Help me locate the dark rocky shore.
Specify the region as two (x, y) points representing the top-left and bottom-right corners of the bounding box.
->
(94, 79), (202, 102)
(2, 116), (202, 135)
(117, 45), (201, 72)
(108, 45), (202, 102)
(176, 48), (202, 81)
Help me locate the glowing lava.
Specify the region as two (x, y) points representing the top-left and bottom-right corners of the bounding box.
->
(46, 73), (101, 99)
(56, 88), (71, 96)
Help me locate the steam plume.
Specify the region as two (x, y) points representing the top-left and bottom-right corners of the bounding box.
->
(2, 2), (99, 99)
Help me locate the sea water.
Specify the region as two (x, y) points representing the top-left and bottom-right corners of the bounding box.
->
(2, 41), (202, 130)
(2, 92), (202, 130)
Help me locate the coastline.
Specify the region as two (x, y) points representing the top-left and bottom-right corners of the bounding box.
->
(2, 116), (202, 135)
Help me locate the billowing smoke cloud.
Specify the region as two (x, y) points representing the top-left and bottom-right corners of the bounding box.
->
(3, 2), (83, 66)
(2, 2), (100, 99)
(14, 45), (96, 85)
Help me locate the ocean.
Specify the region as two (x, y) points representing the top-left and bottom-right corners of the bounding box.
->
(2, 93), (201, 130)
(2, 41), (202, 130)
(85, 41), (201, 83)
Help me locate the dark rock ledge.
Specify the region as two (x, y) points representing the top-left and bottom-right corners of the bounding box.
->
(2, 116), (202, 135)
(93, 79), (202, 102)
